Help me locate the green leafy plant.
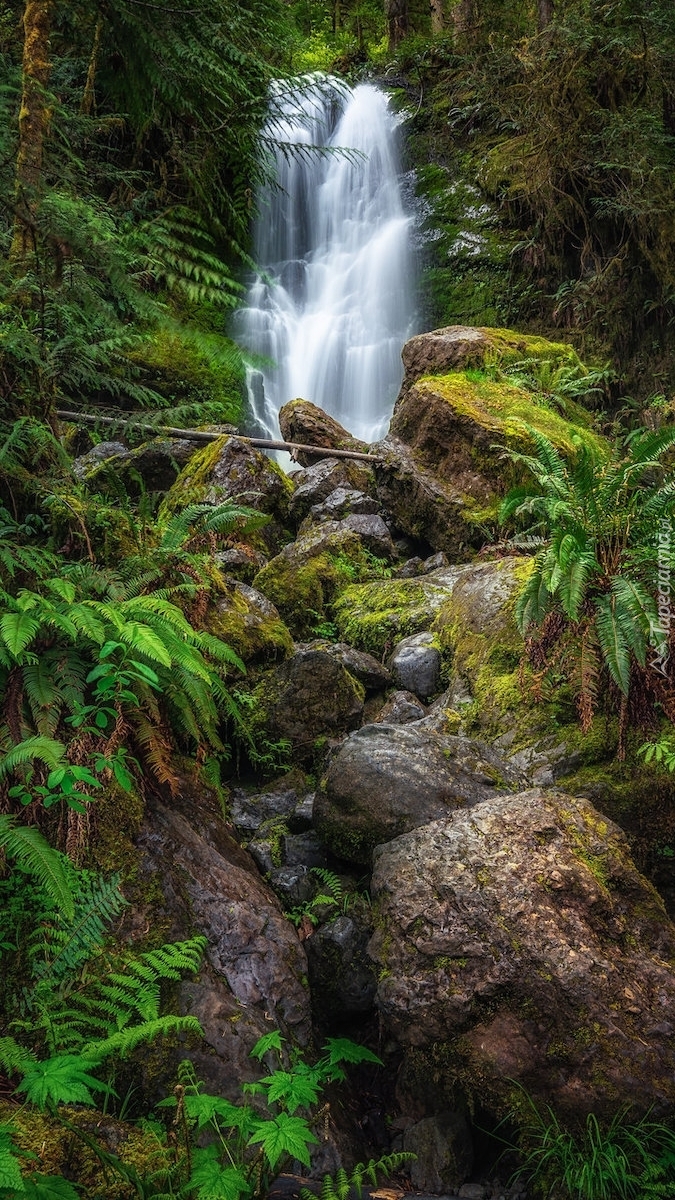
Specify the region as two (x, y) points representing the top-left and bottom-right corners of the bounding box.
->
(638, 735), (675, 773)
(500, 425), (675, 740)
(300, 1153), (417, 1200)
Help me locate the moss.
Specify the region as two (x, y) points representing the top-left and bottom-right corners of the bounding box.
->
(476, 326), (587, 369)
(87, 782), (145, 878)
(206, 588), (293, 664)
(416, 371), (606, 460)
(253, 532), (375, 639)
(158, 436), (228, 517)
(131, 326), (245, 425)
(333, 576), (442, 657)
(1, 1103), (171, 1199)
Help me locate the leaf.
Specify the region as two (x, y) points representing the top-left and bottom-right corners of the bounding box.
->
(248, 1112), (319, 1169)
(0, 1126), (26, 1193)
(44, 579), (76, 604)
(260, 1070), (321, 1113)
(117, 621), (172, 665)
(21, 1174), (80, 1200)
(0, 736), (67, 781)
(0, 612), (40, 657)
(322, 1038), (383, 1068)
(0, 818), (74, 920)
(183, 1093), (255, 1134)
(250, 1030), (284, 1060)
(595, 596), (631, 695)
(188, 1146), (251, 1200)
(16, 1055), (112, 1109)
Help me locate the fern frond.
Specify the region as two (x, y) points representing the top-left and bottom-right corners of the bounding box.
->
(0, 816), (75, 919)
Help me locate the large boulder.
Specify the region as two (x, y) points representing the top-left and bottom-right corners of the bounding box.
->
(388, 631), (441, 699)
(333, 564), (471, 658)
(369, 789), (675, 1118)
(279, 399), (369, 464)
(374, 327), (606, 556)
(244, 647), (365, 761)
(132, 782), (311, 1100)
(289, 457), (376, 524)
(206, 581), (293, 664)
(306, 911), (378, 1025)
(314, 724), (524, 864)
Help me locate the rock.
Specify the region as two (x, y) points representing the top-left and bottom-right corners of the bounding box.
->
(253, 522), (374, 639)
(72, 441), (130, 480)
(340, 513), (396, 559)
(314, 724), (522, 864)
(423, 551), (449, 573)
(268, 865), (315, 907)
(388, 632), (442, 699)
(207, 581), (293, 664)
(289, 457), (376, 523)
(333, 564), (471, 658)
(133, 783), (311, 1100)
(374, 328), (605, 556)
(369, 788), (675, 1118)
(229, 786), (300, 838)
(245, 647), (365, 760)
(306, 487), (382, 524)
(395, 557), (424, 578)
(306, 913), (378, 1024)
(376, 690), (427, 724)
(215, 546), (268, 581)
(302, 641), (392, 691)
(403, 1113), (473, 1194)
(283, 831), (327, 869)
(279, 399), (369, 465)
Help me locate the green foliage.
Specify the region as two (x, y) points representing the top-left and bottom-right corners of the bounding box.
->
(638, 735), (675, 773)
(300, 1153), (417, 1200)
(0, 816), (74, 921)
(500, 425), (675, 733)
(511, 1098), (675, 1200)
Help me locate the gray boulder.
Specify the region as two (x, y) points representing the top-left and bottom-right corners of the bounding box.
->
(388, 632), (441, 699)
(369, 788), (675, 1118)
(306, 913), (378, 1024)
(289, 458), (376, 523)
(376, 690), (427, 724)
(314, 724), (522, 864)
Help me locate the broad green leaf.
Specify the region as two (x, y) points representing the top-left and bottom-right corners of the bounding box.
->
(17, 1055), (110, 1109)
(248, 1112), (318, 1169)
(260, 1070), (320, 1113)
(189, 1146), (251, 1200)
(22, 1174), (80, 1200)
(250, 1030), (284, 1060)
(118, 621), (172, 665)
(322, 1038), (383, 1068)
(184, 1093), (255, 1134)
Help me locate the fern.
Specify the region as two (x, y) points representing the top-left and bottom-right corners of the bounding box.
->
(0, 817), (74, 920)
(301, 1153), (417, 1200)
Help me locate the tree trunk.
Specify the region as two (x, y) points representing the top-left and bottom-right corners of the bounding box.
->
(81, 18), (103, 116)
(538, 0), (553, 30)
(10, 0), (53, 262)
(430, 0), (444, 35)
(452, 0), (473, 47)
(385, 0), (408, 51)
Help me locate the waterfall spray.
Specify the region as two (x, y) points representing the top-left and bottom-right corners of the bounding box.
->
(235, 76), (417, 445)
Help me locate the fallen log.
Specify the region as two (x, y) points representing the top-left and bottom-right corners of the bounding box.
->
(56, 409), (382, 463)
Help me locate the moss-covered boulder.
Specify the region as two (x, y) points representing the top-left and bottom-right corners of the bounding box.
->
(369, 789), (675, 1120)
(333, 564), (471, 658)
(206, 581), (293, 664)
(375, 326), (606, 555)
(399, 324), (585, 390)
(242, 647), (365, 762)
(252, 522), (378, 639)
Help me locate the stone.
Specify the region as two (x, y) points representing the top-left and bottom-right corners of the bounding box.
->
(215, 546), (268, 581)
(283, 831), (327, 869)
(376, 690), (427, 724)
(388, 632), (442, 699)
(279, 398), (369, 465)
(245, 647), (365, 758)
(333, 564), (471, 658)
(395, 557), (424, 578)
(369, 788), (675, 1118)
(307, 487), (382, 523)
(289, 457), (376, 523)
(340, 512), (396, 559)
(208, 581), (293, 664)
(400, 326), (492, 387)
(314, 724), (523, 864)
(132, 783), (311, 1100)
(423, 551), (449, 573)
(268, 865), (315, 907)
(72, 441), (130, 480)
(302, 640), (392, 691)
(306, 913), (378, 1024)
(403, 1113), (473, 1194)
(229, 786), (299, 838)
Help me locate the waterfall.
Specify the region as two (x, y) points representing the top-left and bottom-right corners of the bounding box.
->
(234, 76), (417, 445)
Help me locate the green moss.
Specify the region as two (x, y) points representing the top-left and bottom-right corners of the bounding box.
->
(132, 326), (245, 425)
(206, 589), (293, 664)
(333, 576), (441, 656)
(87, 782), (145, 878)
(158, 436), (228, 517)
(253, 532), (375, 639)
(416, 371), (606, 460)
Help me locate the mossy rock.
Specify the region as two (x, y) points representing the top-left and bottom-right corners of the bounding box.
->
(333, 565), (470, 658)
(252, 524), (377, 639)
(206, 581), (293, 664)
(131, 326), (245, 425)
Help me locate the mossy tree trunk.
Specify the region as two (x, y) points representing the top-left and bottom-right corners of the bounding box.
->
(385, 0), (408, 50)
(430, 0), (444, 36)
(10, 0), (53, 264)
(451, 0), (474, 47)
(538, 0), (553, 30)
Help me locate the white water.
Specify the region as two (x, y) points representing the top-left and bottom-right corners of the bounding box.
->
(234, 76), (417, 445)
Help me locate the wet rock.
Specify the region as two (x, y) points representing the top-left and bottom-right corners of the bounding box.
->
(245, 647), (365, 759)
(395, 556), (424, 578)
(400, 326), (492, 387)
(283, 831), (327, 870)
(388, 632), (441, 699)
(207, 437), (295, 535)
(340, 512), (396, 559)
(376, 690), (427, 724)
(423, 551), (449, 573)
(133, 784), (311, 1100)
(302, 641), (392, 691)
(215, 546), (268, 581)
(333, 564), (471, 658)
(279, 399), (369, 465)
(307, 487), (382, 523)
(229, 786), (300, 838)
(403, 1113), (473, 1194)
(369, 788), (675, 1118)
(289, 457), (376, 523)
(268, 865), (315, 907)
(314, 724), (522, 865)
(306, 913), (378, 1023)
(208, 581), (293, 664)
(72, 441), (130, 480)
(374, 435), (476, 558)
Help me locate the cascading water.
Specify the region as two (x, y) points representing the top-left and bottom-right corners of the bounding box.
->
(234, 76), (417, 445)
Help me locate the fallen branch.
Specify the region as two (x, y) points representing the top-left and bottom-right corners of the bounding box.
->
(56, 410), (382, 463)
